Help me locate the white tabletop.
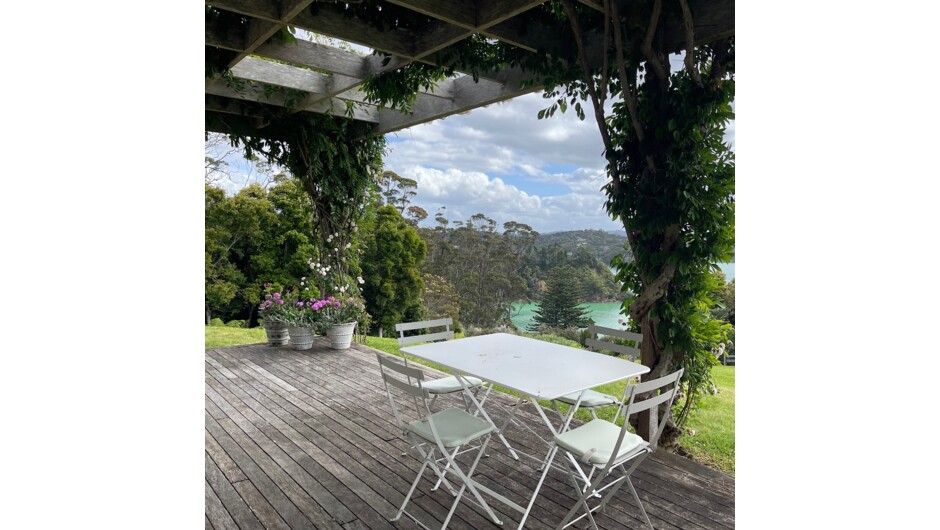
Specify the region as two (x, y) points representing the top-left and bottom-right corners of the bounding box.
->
(401, 333), (649, 400)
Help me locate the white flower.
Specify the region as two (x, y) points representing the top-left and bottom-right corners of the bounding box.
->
(357, 276), (364, 285)
(301, 276), (306, 281)
(325, 266), (330, 272)
(345, 242), (352, 250)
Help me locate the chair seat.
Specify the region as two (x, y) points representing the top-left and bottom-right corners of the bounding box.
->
(407, 408), (496, 448)
(554, 419), (648, 466)
(556, 389), (618, 407)
(421, 375), (484, 394)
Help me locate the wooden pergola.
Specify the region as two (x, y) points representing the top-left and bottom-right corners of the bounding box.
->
(205, 0), (734, 137)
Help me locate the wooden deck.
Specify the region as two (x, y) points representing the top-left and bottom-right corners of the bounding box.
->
(205, 340), (735, 530)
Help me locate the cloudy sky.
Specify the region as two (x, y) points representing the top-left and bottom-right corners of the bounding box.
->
(210, 54), (734, 234)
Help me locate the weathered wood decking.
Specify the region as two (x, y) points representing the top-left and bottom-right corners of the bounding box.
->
(205, 340), (734, 530)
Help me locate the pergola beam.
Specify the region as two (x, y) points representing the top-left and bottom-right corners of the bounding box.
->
(206, 79), (380, 123)
(206, 0), (734, 136)
(377, 67), (540, 135)
(225, 0), (316, 68)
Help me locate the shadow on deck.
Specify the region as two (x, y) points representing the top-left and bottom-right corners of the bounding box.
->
(205, 339), (734, 530)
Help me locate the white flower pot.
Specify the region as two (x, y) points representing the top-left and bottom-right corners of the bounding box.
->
(287, 326), (315, 350)
(262, 320), (289, 346)
(327, 322), (356, 350)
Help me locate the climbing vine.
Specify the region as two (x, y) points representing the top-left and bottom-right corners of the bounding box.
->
(225, 113), (386, 296)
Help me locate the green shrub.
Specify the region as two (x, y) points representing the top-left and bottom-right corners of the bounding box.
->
(209, 318), (225, 327)
(528, 325), (588, 345)
(226, 319), (246, 328)
(522, 332), (583, 349)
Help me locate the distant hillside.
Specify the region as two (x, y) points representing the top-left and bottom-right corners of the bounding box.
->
(535, 229), (631, 265)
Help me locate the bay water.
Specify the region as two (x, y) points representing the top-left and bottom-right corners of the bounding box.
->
(512, 263), (734, 331)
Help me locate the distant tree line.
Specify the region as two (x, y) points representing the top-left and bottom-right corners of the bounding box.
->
(205, 169), (632, 334)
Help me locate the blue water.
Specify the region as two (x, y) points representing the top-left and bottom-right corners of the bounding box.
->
(513, 262), (733, 330)
(511, 302), (625, 332)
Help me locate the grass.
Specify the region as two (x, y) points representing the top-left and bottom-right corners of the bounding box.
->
(205, 325), (267, 348)
(678, 365), (735, 475)
(205, 326), (734, 475)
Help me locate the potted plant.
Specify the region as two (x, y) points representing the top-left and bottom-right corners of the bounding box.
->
(318, 295), (365, 350)
(258, 283), (289, 346)
(283, 282), (321, 351)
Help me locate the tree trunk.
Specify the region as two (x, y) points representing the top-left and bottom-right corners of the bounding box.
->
(206, 305), (211, 325)
(635, 313), (682, 448)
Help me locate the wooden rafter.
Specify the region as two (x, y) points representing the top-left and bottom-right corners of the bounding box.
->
(205, 0), (734, 137)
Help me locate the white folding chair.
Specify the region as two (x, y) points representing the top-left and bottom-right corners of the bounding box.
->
(396, 317), (519, 461)
(551, 325), (644, 422)
(376, 353), (503, 530)
(548, 368), (684, 530)
(396, 318), (485, 411)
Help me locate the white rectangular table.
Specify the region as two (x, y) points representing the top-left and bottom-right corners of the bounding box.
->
(401, 332), (649, 529)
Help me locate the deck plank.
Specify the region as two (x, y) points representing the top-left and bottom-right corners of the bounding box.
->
(205, 340), (735, 529)
(206, 371), (356, 526)
(206, 451), (265, 530)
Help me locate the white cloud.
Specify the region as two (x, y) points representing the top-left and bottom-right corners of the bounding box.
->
(385, 92), (609, 175)
(397, 166), (618, 233)
(384, 78), (734, 233)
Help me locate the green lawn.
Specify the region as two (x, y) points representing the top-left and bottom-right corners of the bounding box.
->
(205, 327), (734, 475)
(205, 326), (267, 348)
(678, 365), (735, 475)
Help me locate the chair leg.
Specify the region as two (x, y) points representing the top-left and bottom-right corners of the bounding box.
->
(624, 476), (653, 529)
(392, 458), (430, 522)
(415, 443), (458, 496)
(432, 446), (461, 491)
(440, 435), (502, 529)
(597, 455), (646, 512)
(556, 457), (604, 530)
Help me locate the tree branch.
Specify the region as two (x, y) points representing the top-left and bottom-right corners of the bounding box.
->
(561, 0), (613, 153)
(610, 0), (657, 173)
(678, 0), (702, 86)
(708, 37), (733, 87)
(629, 262), (676, 321)
(642, 0), (669, 89)
(599, 0), (611, 106)
(627, 224), (681, 320)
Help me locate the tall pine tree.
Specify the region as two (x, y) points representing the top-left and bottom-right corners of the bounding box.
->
(529, 266), (592, 331)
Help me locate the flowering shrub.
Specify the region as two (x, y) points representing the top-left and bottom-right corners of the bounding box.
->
(308, 257), (365, 298)
(258, 283), (289, 323)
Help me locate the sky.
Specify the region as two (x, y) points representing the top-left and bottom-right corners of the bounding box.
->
(208, 52), (735, 234)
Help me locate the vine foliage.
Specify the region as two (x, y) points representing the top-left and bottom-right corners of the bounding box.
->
(225, 113), (387, 296)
